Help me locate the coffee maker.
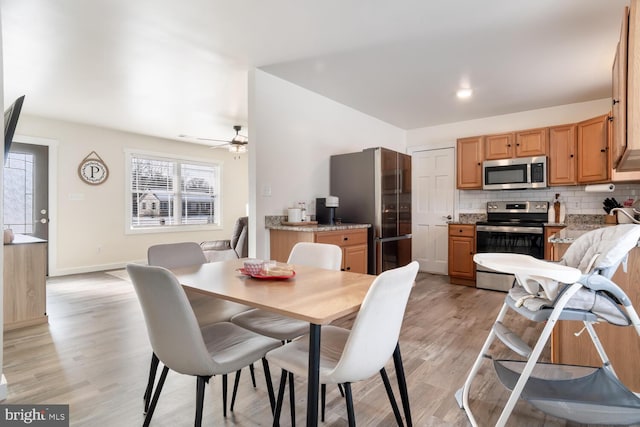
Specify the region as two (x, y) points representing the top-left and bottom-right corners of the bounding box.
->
(316, 196), (339, 225)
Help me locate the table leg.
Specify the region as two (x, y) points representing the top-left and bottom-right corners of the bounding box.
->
(393, 343), (412, 427)
(306, 323), (321, 427)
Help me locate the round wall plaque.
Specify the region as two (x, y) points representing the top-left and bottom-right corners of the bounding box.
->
(78, 152), (109, 185)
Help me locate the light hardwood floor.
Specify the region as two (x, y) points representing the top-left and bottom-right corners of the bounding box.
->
(3, 270), (611, 426)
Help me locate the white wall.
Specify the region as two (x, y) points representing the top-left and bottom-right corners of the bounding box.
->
(406, 98), (612, 149)
(14, 115), (248, 276)
(249, 69), (405, 259)
(406, 98), (640, 215)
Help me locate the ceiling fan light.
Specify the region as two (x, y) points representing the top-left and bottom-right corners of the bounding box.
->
(228, 144), (247, 154)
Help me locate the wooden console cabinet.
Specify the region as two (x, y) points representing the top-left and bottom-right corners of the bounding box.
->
(269, 227), (368, 274)
(4, 235), (48, 330)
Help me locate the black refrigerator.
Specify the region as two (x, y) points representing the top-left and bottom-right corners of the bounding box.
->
(330, 147), (412, 275)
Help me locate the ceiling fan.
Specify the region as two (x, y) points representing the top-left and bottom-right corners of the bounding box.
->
(181, 125), (249, 153)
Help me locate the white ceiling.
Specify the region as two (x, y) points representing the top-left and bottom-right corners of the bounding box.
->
(0, 0), (630, 144)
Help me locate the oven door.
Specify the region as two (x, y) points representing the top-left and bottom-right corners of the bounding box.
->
(475, 225), (544, 291)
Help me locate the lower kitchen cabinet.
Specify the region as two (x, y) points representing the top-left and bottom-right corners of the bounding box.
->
(448, 224), (476, 286)
(551, 243), (640, 392)
(269, 227), (368, 274)
(544, 225), (565, 260)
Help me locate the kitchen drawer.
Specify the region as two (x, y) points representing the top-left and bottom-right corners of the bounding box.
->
(448, 224), (475, 237)
(315, 229), (367, 247)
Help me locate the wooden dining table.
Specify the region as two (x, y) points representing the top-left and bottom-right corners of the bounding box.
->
(170, 257), (377, 427)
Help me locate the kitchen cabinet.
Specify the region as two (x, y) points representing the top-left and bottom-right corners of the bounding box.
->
(484, 129), (547, 160)
(608, 109), (640, 182)
(315, 229), (368, 273)
(4, 235), (48, 331)
(548, 124), (577, 186)
(543, 225), (565, 260)
(577, 114), (609, 183)
(484, 133), (515, 160)
(551, 242), (640, 392)
(269, 227), (368, 274)
(611, 6), (629, 169)
(616, 0), (640, 171)
(448, 224), (476, 286)
(456, 136), (484, 189)
(515, 127), (548, 157)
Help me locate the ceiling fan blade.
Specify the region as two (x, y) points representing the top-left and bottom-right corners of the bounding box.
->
(196, 137), (229, 143)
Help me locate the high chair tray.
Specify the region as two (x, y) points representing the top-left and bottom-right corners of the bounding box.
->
(474, 253), (582, 284)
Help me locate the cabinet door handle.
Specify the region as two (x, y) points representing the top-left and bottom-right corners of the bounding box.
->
(343, 237), (349, 241)
(613, 99), (620, 105)
(570, 154), (574, 158)
(346, 266), (351, 271)
(600, 149), (606, 153)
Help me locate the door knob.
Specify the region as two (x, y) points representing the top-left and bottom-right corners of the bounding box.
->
(443, 215), (452, 220)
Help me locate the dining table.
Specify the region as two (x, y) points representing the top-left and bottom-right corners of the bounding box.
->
(169, 257), (405, 427)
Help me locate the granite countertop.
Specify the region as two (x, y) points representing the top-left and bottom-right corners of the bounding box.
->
(268, 223), (371, 232)
(547, 224), (613, 244)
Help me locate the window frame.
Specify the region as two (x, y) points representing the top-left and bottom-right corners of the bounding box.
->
(124, 149), (223, 235)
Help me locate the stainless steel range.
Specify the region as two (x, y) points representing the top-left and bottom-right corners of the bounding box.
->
(475, 201), (548, 292)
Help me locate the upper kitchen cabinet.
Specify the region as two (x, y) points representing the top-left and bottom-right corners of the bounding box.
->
(609, 109), (640, 181)
(515, 128), (548, 158)
(548, 124), (577, 186)
(614, 0), (640, 171)
(484, 129), (547, 160)
(484, 133), (515, 160)
(611, 6), (629, 169)
(577, 114), (609, 183)
(456, 136), (484, 190)
(456, 136), (484, 189)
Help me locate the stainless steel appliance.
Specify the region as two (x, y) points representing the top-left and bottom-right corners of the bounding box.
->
(483, 156), (547, 190)
(475, 201), (548, 291)
(330, 147), (412, 275)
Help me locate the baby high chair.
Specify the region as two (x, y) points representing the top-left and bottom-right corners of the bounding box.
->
(455, 224), (640, 426)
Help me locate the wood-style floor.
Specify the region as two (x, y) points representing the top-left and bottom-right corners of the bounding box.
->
(3, 270), (611, 426)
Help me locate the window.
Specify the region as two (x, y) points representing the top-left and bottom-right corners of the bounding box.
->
(4, 151), (34, 234)
(127, 151), (220, 231)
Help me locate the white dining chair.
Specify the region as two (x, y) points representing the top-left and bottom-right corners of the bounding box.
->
(230, 242), (343, 424)
(146, 242), (254, 416)
(127, 263), (282, 427)
(266, 261), (419, 427)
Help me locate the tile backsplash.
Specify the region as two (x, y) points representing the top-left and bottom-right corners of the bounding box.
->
(458, 183), (640, 215)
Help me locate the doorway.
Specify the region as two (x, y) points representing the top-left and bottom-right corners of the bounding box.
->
(4, 142), (49, 239)
(3, 135), (57, 275)
(411, 148), (455, 274)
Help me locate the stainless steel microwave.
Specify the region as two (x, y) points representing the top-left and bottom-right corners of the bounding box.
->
(482, 156), (547, 190)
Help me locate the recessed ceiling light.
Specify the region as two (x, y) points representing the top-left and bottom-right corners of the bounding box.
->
(457, 88), (473, 99)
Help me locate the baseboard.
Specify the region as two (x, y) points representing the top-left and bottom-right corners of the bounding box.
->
(50, 259), (145, 277)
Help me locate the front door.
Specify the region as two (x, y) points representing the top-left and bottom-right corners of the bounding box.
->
(412, 148), (454, 274)
(4, 142), (49, 240)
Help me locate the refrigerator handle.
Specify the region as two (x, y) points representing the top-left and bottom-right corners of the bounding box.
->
(375, 234), (412, 243)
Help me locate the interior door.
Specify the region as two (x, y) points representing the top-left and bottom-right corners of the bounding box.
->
(4, 142), (49, 240)
(412, 148), (454, 274)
